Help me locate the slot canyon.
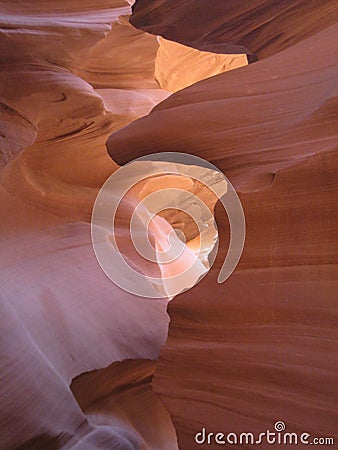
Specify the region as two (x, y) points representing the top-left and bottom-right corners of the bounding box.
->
(0, 1), (337, 449)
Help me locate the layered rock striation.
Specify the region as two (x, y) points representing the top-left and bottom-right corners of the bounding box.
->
(1, 0), (337, 449)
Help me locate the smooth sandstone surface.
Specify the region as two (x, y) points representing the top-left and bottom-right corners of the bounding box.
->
(0, 1), (249, 448)
(131, 0), (338, 58)
(1, 0), (337, 449)
(108, 1), (338, 449)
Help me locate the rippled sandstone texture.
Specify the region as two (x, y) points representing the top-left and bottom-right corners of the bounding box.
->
(108, 1), (338, 449)
(0, 0), (248, 448)
(1, 0), (338, 449)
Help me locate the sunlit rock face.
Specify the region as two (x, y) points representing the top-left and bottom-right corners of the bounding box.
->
(92, 160), (227, 299)
(155, 37), (248, 92)
(0, 0), (246, 219)
(0, 1), (249, 449)
(1, 0), (337, 449)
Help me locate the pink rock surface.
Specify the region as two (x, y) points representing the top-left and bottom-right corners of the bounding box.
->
(1, 0), (337, 449)
(107, 3), (338, 448)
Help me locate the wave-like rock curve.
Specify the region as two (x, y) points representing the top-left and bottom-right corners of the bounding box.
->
(1, 0), (337, 449)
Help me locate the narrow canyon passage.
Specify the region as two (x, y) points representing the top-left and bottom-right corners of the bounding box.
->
(1, 1), (337, 449)
(0, 1), (247, 448)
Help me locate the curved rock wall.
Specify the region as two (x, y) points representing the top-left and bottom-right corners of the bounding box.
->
(1, 0), (337, 449)
(109, 1), (338, 448)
